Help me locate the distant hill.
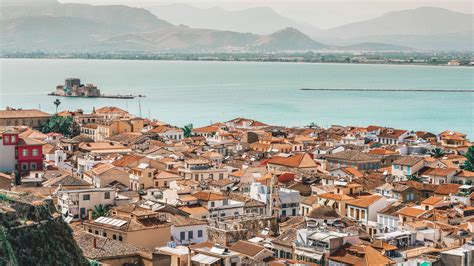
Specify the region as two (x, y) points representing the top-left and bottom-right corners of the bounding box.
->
(147, 4), (322, 36)
(1, 2), (471, 52)
(327, 7), (472, 37)
(98, 26), (259, 52)
(0, 0), (173, 51)
(98, 26), (325, 52)
(340, 42), (414, 52)
(323, 7), (473, 50)
(253, 28), (326, 51)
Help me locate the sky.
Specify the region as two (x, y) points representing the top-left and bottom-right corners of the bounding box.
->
(59, 0), (472, 28)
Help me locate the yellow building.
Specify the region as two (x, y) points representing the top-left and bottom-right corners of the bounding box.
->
(83, 206), (172, 249)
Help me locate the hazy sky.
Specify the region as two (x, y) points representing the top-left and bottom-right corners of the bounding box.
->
(59, 0), (473, 28)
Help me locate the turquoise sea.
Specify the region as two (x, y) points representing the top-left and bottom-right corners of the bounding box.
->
(0, 59), (473, 136)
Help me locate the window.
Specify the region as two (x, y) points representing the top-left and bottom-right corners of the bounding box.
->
(198, 230), (203, 238)
(180, 231), (186, 241)
(118, 235), (123, 241)
(22, 149), (29, 157)
(223, 199), (228, 205)
(95, 230), (99, 235)
(104, 192), (110, 199)
(21, 163), (28, 170)
(32, 149), (39, 156)
(219, 173), (224, 179)
(210, 201), (215, 207)
(83, 194), (90, 201)
(88, 229), (92, 233)
(103, 232), (107, 237)
(188, 231), (193, 239)
(30, 162), (37, 170)
(113, 234), (117, 240)
(209, 174), (214, 179)
(4, 136), (9, 143)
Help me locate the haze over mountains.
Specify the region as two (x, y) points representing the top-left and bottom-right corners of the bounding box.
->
(0, 0), (472, 52)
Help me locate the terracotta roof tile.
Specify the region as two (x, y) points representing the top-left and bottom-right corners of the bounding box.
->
(346, 195), (383, 208)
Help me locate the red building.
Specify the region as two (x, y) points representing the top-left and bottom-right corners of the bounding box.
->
(0, 131), (44, 178)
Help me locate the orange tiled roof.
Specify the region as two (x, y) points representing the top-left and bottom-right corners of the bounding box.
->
(0, 109), (50, 118)
(456, 170), (474, 178)
(318, 193), (354, 201)
(397, 207), (426, 218)
(422, 167), (458, 177)
(192, 191), (227, 201)
(193, 125), (220, 133)
(112, 154), (145, 167)
(346, 195), (382, 208)
(434, 184), (460, 195)
(267, 153), (316, 168)
(421, 196), (444, 206)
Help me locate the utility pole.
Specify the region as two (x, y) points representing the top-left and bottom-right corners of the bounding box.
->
(138, 98), (142, 118)
(268, 175), (273, 217)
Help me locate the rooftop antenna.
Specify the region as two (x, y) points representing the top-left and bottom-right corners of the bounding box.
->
(148, 108), (151, 119)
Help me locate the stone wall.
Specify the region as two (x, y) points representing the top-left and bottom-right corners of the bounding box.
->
(207, 216), (279, 246)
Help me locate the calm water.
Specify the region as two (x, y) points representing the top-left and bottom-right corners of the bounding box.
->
(0, 59), (473, 136)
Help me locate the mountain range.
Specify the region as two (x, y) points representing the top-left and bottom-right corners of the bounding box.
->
(0, 1), (472, 52)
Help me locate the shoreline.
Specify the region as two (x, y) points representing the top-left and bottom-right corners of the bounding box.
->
(301, 88), (474, 92)
(1, 56), (472, 68)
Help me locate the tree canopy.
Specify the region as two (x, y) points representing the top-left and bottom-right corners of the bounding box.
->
(182, 124), (193, 138)
(41, 115), (73, 137)
(463, 146), (474, 171)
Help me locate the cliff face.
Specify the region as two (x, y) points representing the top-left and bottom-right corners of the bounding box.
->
(0, 193), (89, 266)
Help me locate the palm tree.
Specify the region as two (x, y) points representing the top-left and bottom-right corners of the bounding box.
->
(182, 124), (193, 138)
(92, 204), (110, 219)
(429, 147), (445, 158)
(53, 99), (61, 113)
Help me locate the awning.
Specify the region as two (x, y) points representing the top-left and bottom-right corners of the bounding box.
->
(326, 200), (335, 207)
(64, 216), (73, 223)
(295, 250), (323, 260)
(191, 254), (221, 264)
(61, 208), (68, 215)
(319, 198), (327, 205)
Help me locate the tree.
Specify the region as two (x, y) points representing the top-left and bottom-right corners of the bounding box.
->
(429, 147), (445, 158)
(463, 146), (474, 171)
(406, 175), (421, 182)
(182, 124), (193, 138)
(92, 204), (111, 219)
(53, 99), (61, 113)
(41, 115), (73, 137)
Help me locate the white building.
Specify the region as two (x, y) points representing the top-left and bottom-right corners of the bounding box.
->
(249, 182), (300, 218)
(170, 216), (208, 245)
(178, 159), (229, 182)
(346, 195), (388, 225)
(58, 187), (116, 221)
(193, 191), (244, 219)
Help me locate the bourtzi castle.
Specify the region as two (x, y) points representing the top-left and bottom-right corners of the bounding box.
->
(55, 78), (101, 97)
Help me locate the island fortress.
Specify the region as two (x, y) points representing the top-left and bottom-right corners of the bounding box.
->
(55, 78), (101, 97)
